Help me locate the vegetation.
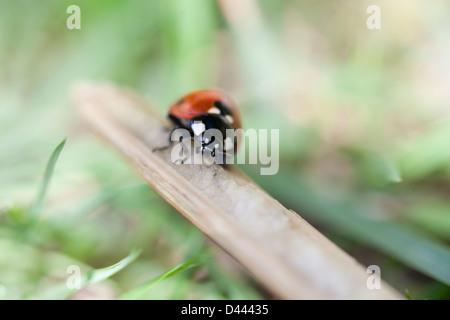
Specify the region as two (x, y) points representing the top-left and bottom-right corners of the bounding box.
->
(0, 0), (449, 299)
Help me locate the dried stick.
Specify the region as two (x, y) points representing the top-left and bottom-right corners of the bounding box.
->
(73, 82), (403, 300)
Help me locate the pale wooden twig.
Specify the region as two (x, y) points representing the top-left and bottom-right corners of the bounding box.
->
(73, 82), (403, 300)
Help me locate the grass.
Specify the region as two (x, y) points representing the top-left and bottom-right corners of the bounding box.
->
(119, 251), (210, 300)
(29, 139), (66, 221)
(0, 139), (261, 299)
(0, 0), (449, 299)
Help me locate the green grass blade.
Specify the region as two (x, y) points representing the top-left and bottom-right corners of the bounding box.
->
(244, 166), (450, 286)
(29, 138), (66, 220)
(405, 289), (413, 300)
(119, 252), (209, 300)
(84, 248), (141, 285)
(30, 248), (141, 300)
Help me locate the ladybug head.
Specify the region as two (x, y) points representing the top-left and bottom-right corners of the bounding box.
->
(190, 114), (238, 161)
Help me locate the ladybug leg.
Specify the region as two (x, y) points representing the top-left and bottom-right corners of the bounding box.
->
(173, 158), (186, 165)
(202, 141), (223, 163)
(152, 144), (171, 152)
(216, 150), (230, 166)
(152, 126), (179, 152)
(202, 141), (230, 165)
(173, 135), (192, 165)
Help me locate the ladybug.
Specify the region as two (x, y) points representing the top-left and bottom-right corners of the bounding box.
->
(163, 90), (242, 164)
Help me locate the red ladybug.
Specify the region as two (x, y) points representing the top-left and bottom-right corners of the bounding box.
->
(165, 90), (242, 163)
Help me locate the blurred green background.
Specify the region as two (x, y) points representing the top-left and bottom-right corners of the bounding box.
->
(1, 0), (449, 299)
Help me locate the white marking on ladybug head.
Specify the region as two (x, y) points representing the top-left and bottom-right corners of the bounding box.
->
(208, 107), (221, 114)
(191, 122), (205, 136)
(225, 115), (234, 124)
(224, 137), (234, 150)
